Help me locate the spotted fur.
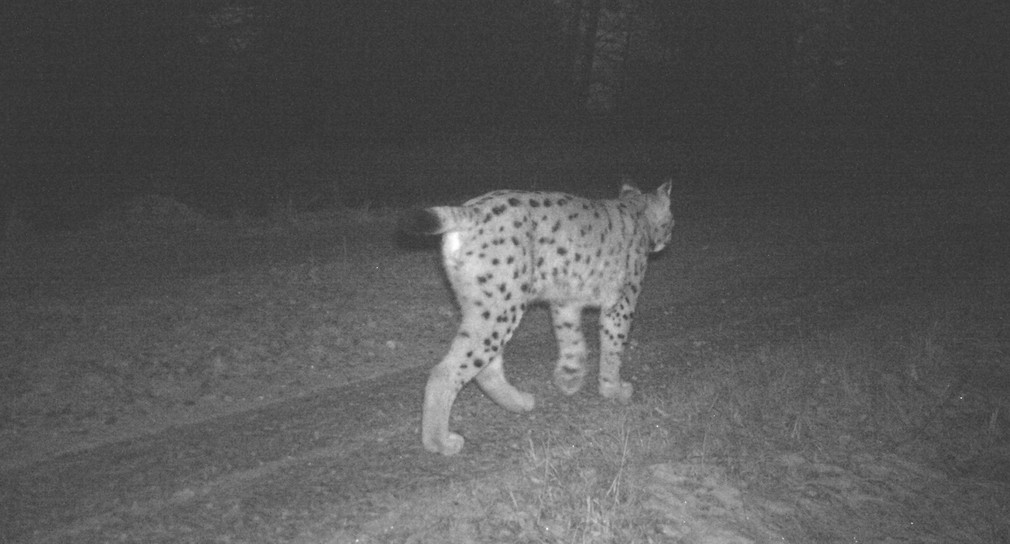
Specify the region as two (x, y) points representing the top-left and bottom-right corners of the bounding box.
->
(404, 181), (674, 455)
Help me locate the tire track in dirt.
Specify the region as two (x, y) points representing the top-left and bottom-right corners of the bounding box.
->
(4, 328), (579, 543)
(3, 368), (425, 543)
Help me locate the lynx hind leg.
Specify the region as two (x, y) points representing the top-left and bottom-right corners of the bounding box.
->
(422, 347), (476, 456)
(422, 306), (529, 455)
(422, 329), (495, 455)
(597, 294), (638, 403)
(551, 303), (588, 395)
(475, 355), (534, 412)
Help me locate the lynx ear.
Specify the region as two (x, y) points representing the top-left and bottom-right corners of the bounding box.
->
(620, 183), (642, 198)
(656, 179), (672, 198)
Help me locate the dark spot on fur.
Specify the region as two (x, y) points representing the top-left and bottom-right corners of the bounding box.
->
(543, 199), (552, 207)
(508, 197), (521, 206)
(481, 310), (492, 320)
(557, 247), (568, 256)
(473, 358), (485, 368)
(529, 199), (540, 207)
(492, 204), (508, 215)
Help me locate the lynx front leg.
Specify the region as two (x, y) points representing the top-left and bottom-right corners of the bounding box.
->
(597, 288), (639, 403)
(551, 303), (588, 395)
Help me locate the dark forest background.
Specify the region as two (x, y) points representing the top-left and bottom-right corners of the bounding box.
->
(2, 0), (1008, 228)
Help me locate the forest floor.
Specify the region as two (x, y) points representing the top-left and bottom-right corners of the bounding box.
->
(2, 138), (1008, 543)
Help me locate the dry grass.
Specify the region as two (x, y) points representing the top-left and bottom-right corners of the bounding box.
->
(353, 288), (1010, 543)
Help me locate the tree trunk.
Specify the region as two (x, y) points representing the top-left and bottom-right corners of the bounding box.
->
(577, 0), (602, 104)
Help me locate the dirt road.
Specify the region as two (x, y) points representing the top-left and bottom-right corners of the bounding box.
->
(3, 162), (1008, 543)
